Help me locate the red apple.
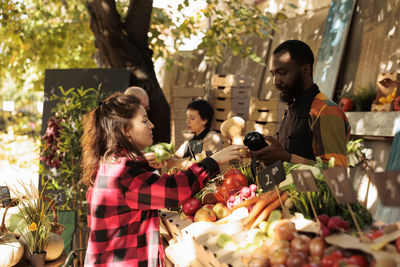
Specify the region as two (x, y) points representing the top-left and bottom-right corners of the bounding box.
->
(182, 198), (202, 216)
(394, 95), (400, 111)
(194, 207), (217, 222)
(339, 97), (354, 111)
(213, 203), (230, 220)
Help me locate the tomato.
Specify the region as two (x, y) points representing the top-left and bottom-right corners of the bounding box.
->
(365, 229), (384, 240)
(224, 169), (248, 188)
(348, 255), (368, 267)
(215, 169), (248, 203)
(322, 251), (344, 267)
(396, 237), (400, 253)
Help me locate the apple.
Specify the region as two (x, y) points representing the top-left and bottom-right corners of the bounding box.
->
(201, 204), (215, 211)
(194, 207), (217, 222)
(339, 97), (354, 111)
(179, 211), (194, 222)
(213, 203), (230, 220)
(394, 95), (400, 111)
(181, 197), (202, 216)
(201, 192), (218, 205)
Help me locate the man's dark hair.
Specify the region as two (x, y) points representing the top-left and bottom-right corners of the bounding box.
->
(273, 40), (314, 69)
(187, 99), (214, 128)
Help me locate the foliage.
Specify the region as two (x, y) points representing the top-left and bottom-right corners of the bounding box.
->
(353, 85), (376, 111)
(39, 86), (107, 224)
(285, 160), (372, 229)
(346, 139), (366, 167)
(0, 0), (96, 105)
(1, 0), (292, 108)
(8, 181), (53, 254)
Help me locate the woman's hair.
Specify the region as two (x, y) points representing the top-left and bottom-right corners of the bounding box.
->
(81, 92), (142, 186)
(187, 99), (214, 128)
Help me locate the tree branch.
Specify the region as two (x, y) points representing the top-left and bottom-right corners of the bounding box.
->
(125, 0), (153, 50)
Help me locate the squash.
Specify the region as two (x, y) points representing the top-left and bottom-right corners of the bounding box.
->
(220, 116), (245, 145)
(0, 233), (24, 267)
(45, 232), (64, 261)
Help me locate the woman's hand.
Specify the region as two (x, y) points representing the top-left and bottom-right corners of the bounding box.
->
(211, 145), (247, 165)
(144, 152), (166, 169)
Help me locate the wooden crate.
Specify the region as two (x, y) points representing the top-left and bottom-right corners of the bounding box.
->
(211, 96), (250, 111)
(249, 109), (279, 122)
(211, 74), (254, 88)
(214, 107), (249, 120)
(250, 97), (281, 110)
(211, 86), (251, 98)
(246, 121), (279, 136)
(172, 86), (205, 98)
(211, 118), (225, 132)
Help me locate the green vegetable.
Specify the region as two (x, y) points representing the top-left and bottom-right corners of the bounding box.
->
(216, 233), (237, 251)
(144, 142), (175, 162)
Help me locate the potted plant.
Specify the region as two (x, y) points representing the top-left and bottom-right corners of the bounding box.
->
(8, 182), (54, 267)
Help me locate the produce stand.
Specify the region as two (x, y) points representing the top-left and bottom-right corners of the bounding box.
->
(160, 159), (400, 267)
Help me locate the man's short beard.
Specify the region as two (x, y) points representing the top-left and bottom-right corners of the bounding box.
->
(278, 73), (304, 105)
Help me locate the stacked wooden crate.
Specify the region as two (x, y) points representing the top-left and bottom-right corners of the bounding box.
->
(170, 86), (204, 147)
(246, 97), (286, 136)
(210, 74), (253, 132)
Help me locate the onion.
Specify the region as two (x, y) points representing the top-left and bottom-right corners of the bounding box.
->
(290, 235), (311, 255)
(309, 237), (326, 257)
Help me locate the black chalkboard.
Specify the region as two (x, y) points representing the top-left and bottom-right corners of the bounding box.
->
(314, 0), (356, 99)
(257, 160), (286, 192)
(0, 186), (11, 207)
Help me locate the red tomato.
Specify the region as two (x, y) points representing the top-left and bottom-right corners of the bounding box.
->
(348, 255), (368, 267)
(223, 169), (248, 188)
(322, 251), (344, 267)
(366, 229), (384, 240)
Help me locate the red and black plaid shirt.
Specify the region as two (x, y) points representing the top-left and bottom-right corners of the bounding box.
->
(85, 155), (219, 267)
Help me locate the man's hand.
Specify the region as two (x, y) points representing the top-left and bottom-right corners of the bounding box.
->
(252, 136), (291, 165)
(144, 152), (166, 169)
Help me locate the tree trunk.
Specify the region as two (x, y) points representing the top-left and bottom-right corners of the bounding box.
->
(86, 0), (170, 143)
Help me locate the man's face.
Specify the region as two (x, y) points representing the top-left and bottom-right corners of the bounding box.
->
(269, 51), (304, 104)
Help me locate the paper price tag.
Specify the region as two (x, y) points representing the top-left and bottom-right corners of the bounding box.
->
(291, 170), (318, 192)
(322, 166), (356, 204)
(0, 186), (11, 207)
(257, 161), (286, 192)
(370, 171), (400, 207)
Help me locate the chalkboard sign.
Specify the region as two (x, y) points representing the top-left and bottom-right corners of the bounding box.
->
(44, 189), (67, 207)
(291, 170), (318, 192)
(322, 167), (357, 204)
(370, 171), (400, 207)
(0, 186), (11, 207)
(257, 161), (286, 192)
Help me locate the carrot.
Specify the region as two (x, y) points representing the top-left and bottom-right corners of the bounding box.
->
(248, 191), (290, 230)
(230, 190), (274, 213)
(242, 190), (280, 226)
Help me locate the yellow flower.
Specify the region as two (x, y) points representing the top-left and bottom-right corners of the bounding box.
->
(28, 222), (38, 231)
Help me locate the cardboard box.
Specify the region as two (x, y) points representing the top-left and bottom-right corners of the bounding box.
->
(172, 86), (205, 98)
(211, 74), (254, 88)
(246, 121), (279, 136)
(212, 86), (251, 98)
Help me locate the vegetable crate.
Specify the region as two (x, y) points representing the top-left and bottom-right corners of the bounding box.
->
(160, 209), (249, 267)
(211, 96), (250, 121)
(211, 74), (254, 88)
(245, 121), (279, 136)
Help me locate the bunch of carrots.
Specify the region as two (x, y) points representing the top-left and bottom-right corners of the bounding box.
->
(231, 190), (289, 230)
